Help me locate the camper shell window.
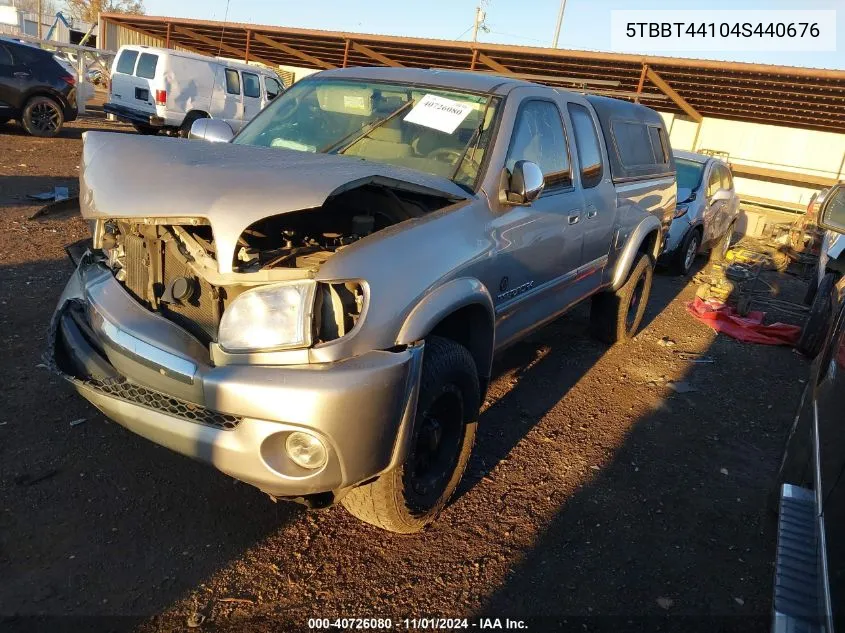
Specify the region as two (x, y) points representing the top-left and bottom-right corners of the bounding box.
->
(584, 94), (675, 182)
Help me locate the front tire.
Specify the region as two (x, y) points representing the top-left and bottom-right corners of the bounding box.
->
(591, 253), (654, 344)
(672, 228), (701, 276)
(21, 96), (64, 137)
(342, 336), (479, 533)
(710, 223), (735, 262)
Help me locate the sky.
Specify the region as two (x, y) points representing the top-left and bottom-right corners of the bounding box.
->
(142, 0), (844, 70)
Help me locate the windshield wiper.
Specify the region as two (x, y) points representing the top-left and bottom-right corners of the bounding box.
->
(449, 96), (492, 182)
(320, 100), (414, 154)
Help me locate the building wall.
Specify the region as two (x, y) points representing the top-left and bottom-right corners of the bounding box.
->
(661, 111), (845, 209)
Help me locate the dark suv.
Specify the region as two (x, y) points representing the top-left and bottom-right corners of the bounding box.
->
(0, 38), (78, 137)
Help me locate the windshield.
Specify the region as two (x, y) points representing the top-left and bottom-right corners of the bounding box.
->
(234, 78), (500, 190)
(676, 158), (705, 192)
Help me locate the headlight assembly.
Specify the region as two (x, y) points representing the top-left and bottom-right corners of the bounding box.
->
(218, 280), (316, 352)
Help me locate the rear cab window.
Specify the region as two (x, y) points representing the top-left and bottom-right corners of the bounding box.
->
(225, 69), (241, 95)
(506, 100), (572, 192)
(242, 72), (261, 98)
(115, 49), (139, 75)
(0, 45), (12, 66)
(567, 103), (604, 189)
(135, 53), (158, 79)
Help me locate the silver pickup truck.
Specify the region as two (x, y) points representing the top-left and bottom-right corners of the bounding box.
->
(50, 67), (676, 533)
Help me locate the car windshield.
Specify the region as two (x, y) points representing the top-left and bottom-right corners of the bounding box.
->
(233, 78), (500, 190)
(676, 158), (705, 192)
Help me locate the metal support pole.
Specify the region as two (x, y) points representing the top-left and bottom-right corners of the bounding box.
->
(552, 0), (567, 47)
(76, 52), (85, 114)
(342, 38), (350, 67)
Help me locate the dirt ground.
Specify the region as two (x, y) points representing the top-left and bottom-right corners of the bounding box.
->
(0, 106), (811, 632)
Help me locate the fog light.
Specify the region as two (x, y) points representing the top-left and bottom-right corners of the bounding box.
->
(285, 432), (327, 470)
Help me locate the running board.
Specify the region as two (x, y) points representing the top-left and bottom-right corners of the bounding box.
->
(771, 484), (822, 633)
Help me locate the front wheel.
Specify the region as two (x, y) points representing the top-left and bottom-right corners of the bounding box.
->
(671, 228), (701, 276)
(341, 336), (479, 533)
(710, 223), (735, 262)
(590, 253), (654, 344)
(22, 96), (64, 137)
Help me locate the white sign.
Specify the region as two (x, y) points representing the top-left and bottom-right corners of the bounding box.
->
(403, 94), (474, 134)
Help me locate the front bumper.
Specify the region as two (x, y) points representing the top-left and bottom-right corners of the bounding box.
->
(103, 102), (165, 128)
(49, 256), (422, 499)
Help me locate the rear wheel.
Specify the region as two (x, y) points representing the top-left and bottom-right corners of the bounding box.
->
(132, 123), (159, 135)
(342, 336), (479, 533)
(590, 253), (654, 344)
(178, 112), (208, 138)
(22, 96), (63, 137)
(797, 272), (835, 358)
(710, 223), (735, 262)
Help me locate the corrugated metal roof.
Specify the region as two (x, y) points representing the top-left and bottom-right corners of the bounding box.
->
(101, 13), (845, 133)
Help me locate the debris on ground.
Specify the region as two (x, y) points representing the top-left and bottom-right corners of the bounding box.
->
(656, 597), (674, 610)
(667, 380), (698, 394)
(27, 186), (69, 203)
(657, 336), (676, 347)
(686, 297), (802, 346)
(70, 418), (87, 427)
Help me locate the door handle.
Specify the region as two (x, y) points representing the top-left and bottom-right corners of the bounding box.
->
(13, 72), (30, 78)
(568, 214), (581, 225)
(586, 209), (598, 219)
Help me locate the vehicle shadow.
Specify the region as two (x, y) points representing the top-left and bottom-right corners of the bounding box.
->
(455, 260), (696, 501)
(0, 254), (302, 627)
(467, 258), (806, 629)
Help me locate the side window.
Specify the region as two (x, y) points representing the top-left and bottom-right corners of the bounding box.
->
(506, 100), (572, 191)
(567, 103), (604, 189)
(242, 72), (261, 98)
(612, 120), (654, 167)
(115, 49), (138, 75)
(707, 166), (721, 197)
(225, 69), (241, 95)
(720, 166), (734, 191)
(265, 77), (283, 99)
(648, 126), (669, 164)
(0, 45), (13, 66)
(135, 53), (158, 79)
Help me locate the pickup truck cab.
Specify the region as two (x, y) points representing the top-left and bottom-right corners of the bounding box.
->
(52, 67), (676, 532)
(104, 45), (285, 136)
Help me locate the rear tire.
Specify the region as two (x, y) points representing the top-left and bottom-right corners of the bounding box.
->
(590, 253), (654, 344)
(21, 96), (63, 137)
(132, 123), (159, 135)
(178, 112), (208, 138)
(341, 336), (479, 533)
(671, 228), (701, 276)
(709, 223), (735, 263)
(797, 272), (835, 358)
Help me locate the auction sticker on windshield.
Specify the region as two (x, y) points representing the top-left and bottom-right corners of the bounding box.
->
(404, 94), (473, 134)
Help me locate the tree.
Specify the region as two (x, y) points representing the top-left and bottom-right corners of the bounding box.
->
(12, 0), (59, 19)
(64, 0), (145, 24)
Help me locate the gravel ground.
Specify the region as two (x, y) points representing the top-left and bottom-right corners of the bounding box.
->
(0, 106), (810, 633)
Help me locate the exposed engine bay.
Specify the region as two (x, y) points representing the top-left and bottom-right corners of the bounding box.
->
(96, 183), (455, 346)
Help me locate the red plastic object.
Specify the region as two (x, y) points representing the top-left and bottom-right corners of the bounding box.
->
(686, 297), (802, 346)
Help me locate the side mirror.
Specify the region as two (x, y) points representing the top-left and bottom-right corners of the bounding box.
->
(819, 184), (845, 235)
(710, 188), (731, 204)
(189, 118), (234, 143)
(507, 160), (545, 204)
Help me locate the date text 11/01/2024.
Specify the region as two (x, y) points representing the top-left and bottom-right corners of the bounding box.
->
(307, 618), (528, 630)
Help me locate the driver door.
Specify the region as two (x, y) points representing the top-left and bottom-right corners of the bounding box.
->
(487, 91), (587, 350)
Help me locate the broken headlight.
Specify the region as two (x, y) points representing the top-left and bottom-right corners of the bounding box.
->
(218, 281), (316, 352)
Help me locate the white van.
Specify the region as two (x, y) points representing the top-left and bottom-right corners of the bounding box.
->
(104, 45), (285, 136)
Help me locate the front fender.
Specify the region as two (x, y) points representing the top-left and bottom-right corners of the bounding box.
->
(611, 215), (662, 290)
(397, 277), (494, 343)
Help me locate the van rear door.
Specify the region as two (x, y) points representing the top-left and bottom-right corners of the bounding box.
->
(110, 48), (158, 115)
